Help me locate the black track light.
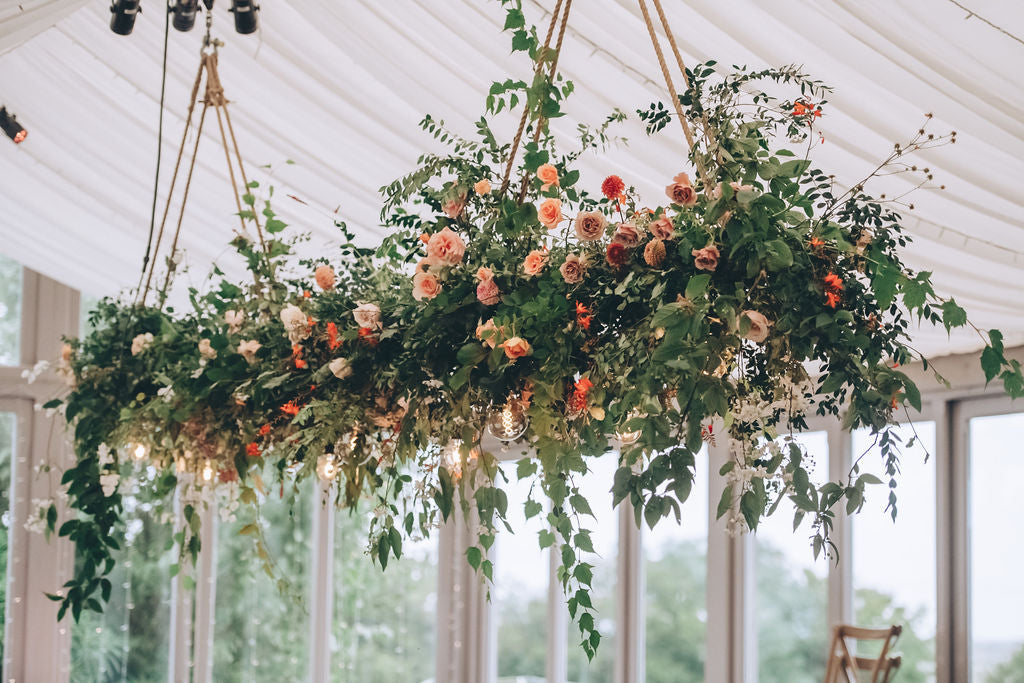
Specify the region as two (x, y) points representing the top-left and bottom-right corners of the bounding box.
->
(171, 0), (200, 32)
(230, 0), (259, 35)
(0, 107), (27, 144)
(109, 0), (141, 35)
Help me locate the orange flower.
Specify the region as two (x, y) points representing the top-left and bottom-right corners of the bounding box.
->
(295, 358), (308, 369)
(246, 442), (261, 457)
(809, 237), (824, 249)
(326, 322), (340, 350)
(281, 402), (300, 416)
(258, 424), (271, 437)
(825, 291), (841, 309)
(575, 301), (593, 330)
(419, 232), (431, 244)
(303, 290), (312, 299)
(538, 198), (563, 229)
(358, 326), (379, 347)
(574, 376), (594, 395)
(502, 337), (532, 360)
(601, 175), (625, 200)
(536, 164), (559, 190)
(824, 273), (843, 290)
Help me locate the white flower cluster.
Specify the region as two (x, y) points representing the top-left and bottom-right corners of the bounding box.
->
(99, 472), (120, 497)
(21, 360), (50, 384)
(24, 498), (52, 535)
(131, 332), (154, 356)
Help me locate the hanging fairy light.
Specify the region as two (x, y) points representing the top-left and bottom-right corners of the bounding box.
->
(316, 454), (338, 482)
(486, 396), (529, 442)
(441, 439), (462, 471)
(201, 460), (214, 483)
(132, 443), (148, 461)
(616, 411), (642, 445)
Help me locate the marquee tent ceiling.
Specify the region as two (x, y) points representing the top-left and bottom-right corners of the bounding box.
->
(1, 0), (1022, 358)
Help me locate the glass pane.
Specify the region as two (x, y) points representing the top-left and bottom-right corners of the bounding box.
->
(213, 487), (311, 681)
(644, 447), (708, 683)
(0, 254), (22, 365)
(70, 463), (175, 682)
(333, 505), (437, 682)
(969, 413), (1024, 681)
(495, 461), (549, 679)
(566, 455), (617, 683)
(756, 431), (829, 683)
(852, 423), (937, 682)
(0, 413), (14, 661)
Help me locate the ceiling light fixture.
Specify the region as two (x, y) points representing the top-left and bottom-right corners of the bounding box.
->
(109, 0), (141, 35)
(0, 107), (26, 144)
(230, 0), (259, 35)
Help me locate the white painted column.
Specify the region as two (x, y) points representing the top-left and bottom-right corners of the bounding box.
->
(827, 422), (853, 629)
(2, 270), (78, 683)
(546, 540), (568, 683)
(309, 480), (335, 683)
(192, 504), (218, 683)
(614, 503), (644, 683)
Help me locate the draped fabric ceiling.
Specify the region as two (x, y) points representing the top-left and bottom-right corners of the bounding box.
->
(1, 0), (1022, 358)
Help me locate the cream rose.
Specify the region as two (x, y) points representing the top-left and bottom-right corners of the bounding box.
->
(329, 357), (352, 379)
(352, 302), (382, 329)
(574, 210), (606, 242)
(559, 253), (587, 284)
(237, 339), (262, 364)
(130, 332), (154, 356)
(740, 310), (771, 343)
(225, 309), (245, 333)
(198, 338), (217, 360)
(280, 304), (311, 344)
(413, 271), (442, 301)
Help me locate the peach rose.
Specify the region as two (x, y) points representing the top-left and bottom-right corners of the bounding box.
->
(426, 227), (466, 266)
(730, 181), (754, 193)
(613, 222), (642, 247)
(740, 310), (771, 343)
(198, 338), (217, 360)
(130, 332), (153, 356)
(442, 194), (466, 219)
(537, 164), (559, 190)
(225, 309), (245, 333)
(560, 253), (587, 284)
(280, 304), (312, 344)
(692, 245), (720, 272)
(417, 256), (441, 274)
(474, 179), (492, 195)
(574, 211), (607, 242)
(413, 271), (441, 301)
(538, 198), (563, 229)
(352, 302), (381, 329)
(477, 266), (494, 281)
(523, 249), (547, 277)
(314, 265), (336, 290)
(502, 336), (531, 360)
(666, 172), (697, 207)
(476, 318), (502, 349)
(329, 357), (352, 380)
(649, 214), (675, 240)
(476, 276), (500, 305)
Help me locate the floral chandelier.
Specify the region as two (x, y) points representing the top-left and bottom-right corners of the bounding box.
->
(37, 0), (1022, 658)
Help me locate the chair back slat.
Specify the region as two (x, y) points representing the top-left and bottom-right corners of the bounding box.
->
(823, 624), (903, 683)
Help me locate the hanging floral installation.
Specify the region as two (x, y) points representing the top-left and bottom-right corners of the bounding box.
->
(38, 0), (1022, 656)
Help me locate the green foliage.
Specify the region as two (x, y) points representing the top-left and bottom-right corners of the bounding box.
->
(43, 0), (1022, 661)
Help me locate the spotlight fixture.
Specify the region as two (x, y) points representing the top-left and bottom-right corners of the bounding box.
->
(171, 0), (200, 32)
(109, 0), (141, 35)
(230, 0), (259, 35)
(0, 107), (27, 144)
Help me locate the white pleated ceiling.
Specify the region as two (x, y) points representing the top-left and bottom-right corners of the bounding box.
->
(0, 0), (1022, 357)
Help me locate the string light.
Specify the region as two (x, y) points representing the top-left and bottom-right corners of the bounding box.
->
(0, 107), (27, 144)
(108, 0), (141, 35)
(616, 411), (643, 445)
(485, 396), (529, 442)
(316, 454), (338, 482)
(201, 461), (214, 483)
(132, 443), (147, 461)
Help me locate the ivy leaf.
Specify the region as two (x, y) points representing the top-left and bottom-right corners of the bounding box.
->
(685, 274), (711, 300)
(941, 299), (967, 331)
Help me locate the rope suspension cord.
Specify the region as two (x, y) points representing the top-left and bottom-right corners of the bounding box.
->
(516, 0), (573, 204)
(140, 17), (269, 307)
(498, 0), (569, 198)
(636, 0), (714, 190)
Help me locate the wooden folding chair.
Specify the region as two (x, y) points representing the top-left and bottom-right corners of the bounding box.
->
(824, 624), (903, 683)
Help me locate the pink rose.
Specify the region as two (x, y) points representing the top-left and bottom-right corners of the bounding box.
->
(730, 181), (754, 193)
(475, 318), (503, 349)
(474, 179), (492, 195)
(649, 214), (675, 240)
(502, 336), (531, 360)
(413, 271), (441, 301)
(476, 276), (500, 305)
(426, 227), (466, 266)
(538, 198), (563, 229)
(352, 302), (381, 329)
(442, 194), (466, 219)
(237, 339), (262, 364)
(536, 164), (559, 190)
(314, 265), (336, 290)
(740, 310), (771, 343)
(666, 172), (697, 207)
(574, 211), (607, 242)
(612, 222), (642, 247)
(523, 249), (547, 277)
(692, 245), (720, 272)
(559, 254), (587, 284)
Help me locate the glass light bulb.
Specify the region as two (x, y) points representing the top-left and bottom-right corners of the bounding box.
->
(616, 411), (643, 445)
(316, 454), (338, 482)
(486, 398), (529, 442)
(133, 444), (147, 461)
(441, 439), (462, 471)
(201, 461), (214, 482)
